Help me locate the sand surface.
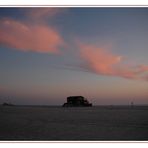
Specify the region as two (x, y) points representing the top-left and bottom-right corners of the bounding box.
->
(0, 105), (148, 141)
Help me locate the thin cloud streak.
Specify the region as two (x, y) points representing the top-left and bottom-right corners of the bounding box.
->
(25, 8), (66, 22)
(78, 42), (148, 81)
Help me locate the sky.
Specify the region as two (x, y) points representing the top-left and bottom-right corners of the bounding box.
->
(0, 7), (148, 105)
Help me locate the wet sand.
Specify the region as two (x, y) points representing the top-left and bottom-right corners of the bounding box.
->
(0, 105), (148, 141)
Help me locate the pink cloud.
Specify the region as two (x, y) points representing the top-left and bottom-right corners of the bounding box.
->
(78, 42), (148, 81)
(0, 19), (64, 53)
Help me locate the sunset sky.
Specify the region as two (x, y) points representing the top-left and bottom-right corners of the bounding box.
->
(0, 7), (148, 105)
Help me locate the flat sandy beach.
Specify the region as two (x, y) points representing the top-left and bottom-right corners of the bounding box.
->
(0, 105), (148, 141)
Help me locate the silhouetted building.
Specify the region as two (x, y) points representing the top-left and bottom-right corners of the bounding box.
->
(63, 96), (92, 107)
(2, 102), (14, 106)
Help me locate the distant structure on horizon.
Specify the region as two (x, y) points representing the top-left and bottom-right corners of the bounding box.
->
(2, 102), (14, 106)
(131, 101), (134, 106)
(62, 96), (92, 107)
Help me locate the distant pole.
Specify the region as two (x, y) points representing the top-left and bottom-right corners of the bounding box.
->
(131, 101), (134, 107)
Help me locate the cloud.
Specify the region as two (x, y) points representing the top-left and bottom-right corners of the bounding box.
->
(78, 42), (148, 81)
(0, 18), (64, 53)
(0, 8), (67, 53)
(26, 8), (65, 21)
